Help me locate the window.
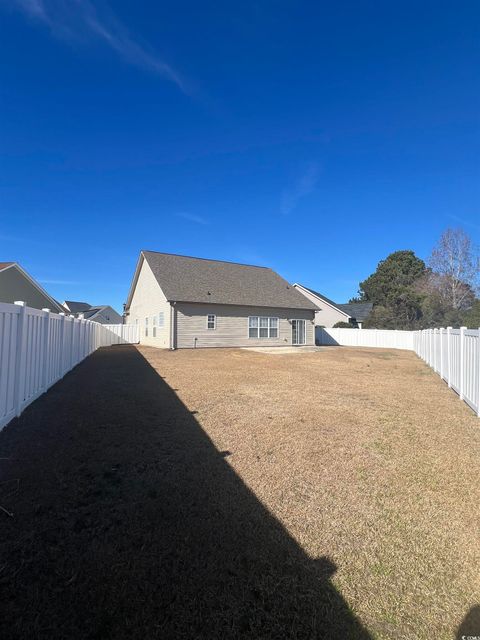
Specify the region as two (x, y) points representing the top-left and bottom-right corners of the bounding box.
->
(207, 314), (216, 330)
(248, 316), (258, 338)
(248, 316), (278, 339)
(145, 317), (148, 337)
(158, 312), (165, 328)
(269, 317), (278, 338)
(152, 315), (157, 338)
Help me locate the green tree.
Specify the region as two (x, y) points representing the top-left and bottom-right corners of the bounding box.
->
(357, 250), (426, 329)
(358, 250), (426, 305)
(461, 300), (480, 329)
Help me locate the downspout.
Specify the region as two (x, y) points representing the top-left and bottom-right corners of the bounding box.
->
(170, 302), (176, 350)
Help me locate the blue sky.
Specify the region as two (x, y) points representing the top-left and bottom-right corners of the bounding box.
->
(1, 1), (479, 312)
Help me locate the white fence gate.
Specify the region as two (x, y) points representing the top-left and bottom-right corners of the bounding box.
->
(317, 326), (480, 416)
(0, 301), (139, 430)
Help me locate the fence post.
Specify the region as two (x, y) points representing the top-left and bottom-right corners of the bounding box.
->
(13, 301), (27, 417)
(447, 327), (452, 388)
(477, 328), (480, 416)
(459, 326), (466, 401)
(41, 308), (50, 391)
(69, 316), (75, 368)
(439, 328), (444, 379)
(59, 313), (66, 377)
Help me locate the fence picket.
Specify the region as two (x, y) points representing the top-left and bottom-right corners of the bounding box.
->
(13, 301), (27, 417)
(0, 302), (139, 431)
(477, 328), (480, 418)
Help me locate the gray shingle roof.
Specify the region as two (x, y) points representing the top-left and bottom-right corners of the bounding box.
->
(337, 303), (373, 322)
(63, 301), (92, 313)
(82, 307), (104, 319)
(141, 251), (318, 310)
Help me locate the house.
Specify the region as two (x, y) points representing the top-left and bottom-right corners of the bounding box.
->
(62, 301), (92, 314)
(0, 262), (65, 313)
(293, 284), (373, 329)
(125, 251), (318, 349)
(62, 301), (122, 325)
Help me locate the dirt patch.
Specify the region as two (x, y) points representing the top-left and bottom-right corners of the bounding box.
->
(0, 345), (479, 639)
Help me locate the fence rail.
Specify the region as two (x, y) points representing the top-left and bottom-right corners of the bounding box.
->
(0, 301), (139, 430)
(317, 326), (480, 416)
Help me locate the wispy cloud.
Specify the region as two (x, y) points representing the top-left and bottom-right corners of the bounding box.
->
(176, 212), (209, 225)
(446, 214), (480, 233)
(280, 163), (319, 216)
(6, 0), (189, 93)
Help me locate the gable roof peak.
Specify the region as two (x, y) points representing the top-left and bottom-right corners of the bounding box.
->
(141, 249), (268, 271)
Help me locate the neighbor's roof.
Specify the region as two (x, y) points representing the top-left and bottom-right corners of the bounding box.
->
(337, 302), (373, 322)
(127, 251), (318, 310)
(63, 301), (92, 313)
(82, 306), (111, 319)
(295, 284), (373, 321)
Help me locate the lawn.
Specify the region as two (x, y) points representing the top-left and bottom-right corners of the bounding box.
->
(0, 345), (479, 639)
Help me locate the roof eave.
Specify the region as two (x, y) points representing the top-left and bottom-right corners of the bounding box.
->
(171, 299), (317, 311)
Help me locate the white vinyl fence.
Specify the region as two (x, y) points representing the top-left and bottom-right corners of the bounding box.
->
(101, 323), (139, 345)
(0, 301), (139, 430)
(317, 326), (480, 416)
(316, 327), (415, 350)
(414, 327), (480, 416)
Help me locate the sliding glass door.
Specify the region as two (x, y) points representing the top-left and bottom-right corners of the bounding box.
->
(292, 319), (306, 345)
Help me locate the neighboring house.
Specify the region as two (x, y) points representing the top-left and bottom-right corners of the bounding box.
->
(0, 262), (65, 313)
(62, 301), (92, 314)
(293, 284), (373, 329)
(62, 300), (122, 325)
(125, 251), (318, 349)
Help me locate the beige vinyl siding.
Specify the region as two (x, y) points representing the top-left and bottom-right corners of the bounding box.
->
(127, 259), (171, 348)
(175, 303), (314, 349)
(293, 286), (350, 327)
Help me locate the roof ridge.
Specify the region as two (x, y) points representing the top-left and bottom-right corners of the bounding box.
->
(142, 250), (269, 270)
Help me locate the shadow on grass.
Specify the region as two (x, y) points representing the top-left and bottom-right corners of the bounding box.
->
(0, 345), (371, 639)
(457, 606), (480, 639)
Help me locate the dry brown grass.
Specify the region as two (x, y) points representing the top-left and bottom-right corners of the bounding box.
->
(0, 344), (479, 639)
(141, 345), (480, 639)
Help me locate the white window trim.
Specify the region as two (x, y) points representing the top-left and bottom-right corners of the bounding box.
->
(158, 311), (165, 328)
(207, 314), (216, 330)
(248, 316), (279, 339)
